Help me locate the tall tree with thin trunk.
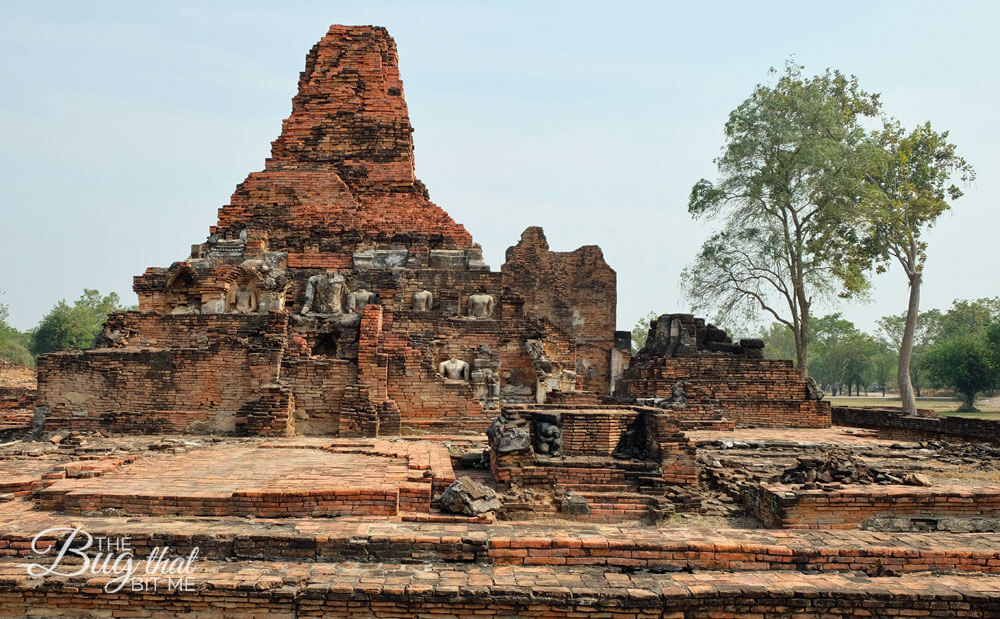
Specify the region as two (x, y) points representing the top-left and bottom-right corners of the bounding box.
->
(865, 121), (974, 414)
(683, 62), (881, 376)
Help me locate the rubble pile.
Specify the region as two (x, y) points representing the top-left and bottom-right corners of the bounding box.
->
(781, 451), (929, 487)
(926, 441), (1000, 468)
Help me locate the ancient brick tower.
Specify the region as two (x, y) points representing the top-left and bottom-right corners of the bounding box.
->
(35, 25), (622, 437)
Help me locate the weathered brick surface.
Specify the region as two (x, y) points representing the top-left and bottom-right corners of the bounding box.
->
(282, 357), (355, 435)
(492, 406), (699, 521)
(0, 559), (998, 617)
(211, 25), (475, 267)
(4, 494), (1000, 573)
(749, 482), (1000, 529)
(0, 360), (36, 434)
(34, 440), (454, 518)
(621, 356), (831, 427)
(35, 26), (619, 436)
(835, 405), (1000, 445)
(502, 227), (617, 394)
(37, 313), (287, 434)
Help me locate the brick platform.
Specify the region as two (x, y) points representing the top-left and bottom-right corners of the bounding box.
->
(35, 439), (456, 518)
(749, 482), (1000, 529)
(3, 501), (1000, 573)
(0, 559), (998, 617)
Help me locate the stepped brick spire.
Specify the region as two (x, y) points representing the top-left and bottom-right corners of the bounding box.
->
(212, 25), (474, 262)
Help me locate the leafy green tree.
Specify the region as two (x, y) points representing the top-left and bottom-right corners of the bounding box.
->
(865, 120), (975, 414)
(870, 346), (897, 396)
(682, 62), (881, 376)
(31, 290), (128, 356)
(808, 314), (858, 393)
(935, 298), (1000, 341)
(840, 331), (890, 396)
(988, 321), (1000, 374)
(759, 322), (797, 362)
(806, 314), (891, 396)
(630, 311), (658, 354)
(0, 295), (33, 366)
(921, 332), (998, 411)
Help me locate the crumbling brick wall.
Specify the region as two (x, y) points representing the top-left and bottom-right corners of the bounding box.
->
(502, 227), (616, 395)
(37, 313), (287, 434)
(33, 26), (619, 438)
(282, 357), (355, 435)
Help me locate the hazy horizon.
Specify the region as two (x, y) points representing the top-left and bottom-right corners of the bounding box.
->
(1, 1), (997, 336)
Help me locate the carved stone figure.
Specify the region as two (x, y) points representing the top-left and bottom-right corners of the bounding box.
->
(664, 318), (690, 357)
(805, 376), (825, 401)
(347, 289), (380, 314)
(201, 294), (225, 314)
(439, 356), (471, 381)
(534, 419), (562, 456)
(413, 289), (433, 312)
(468, 293), (495, 319)
(638, 380), (688, 410)
(301, 272), (345, 314)
(233, 286), (255, 313)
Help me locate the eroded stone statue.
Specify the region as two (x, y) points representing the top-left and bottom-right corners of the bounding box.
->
(413, 289), (433, 312)
(805, 376), (825, 401)
(439, 356), (471, 381)
(232, 285), (256, 313)
(347, 289), (380, 314)
(638, 380), (689, 410)
(534, 418), (562, 456)
(301, 272), (346, 314)
(468, 294), (495, 319)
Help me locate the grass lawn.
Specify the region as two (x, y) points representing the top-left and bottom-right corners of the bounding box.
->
(828, 395), (1000, 417)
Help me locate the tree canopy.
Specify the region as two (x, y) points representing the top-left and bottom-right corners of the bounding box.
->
(30, 289), (129, 357)
(682, 62), (881, 375)
(630, 311), (658, 355)
(921, 332), (998, 411)
(0, 294), (33, 366)
(864, 120), (974, 413)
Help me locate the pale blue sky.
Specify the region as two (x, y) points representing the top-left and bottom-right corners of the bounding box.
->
(1, 1), (996, 333)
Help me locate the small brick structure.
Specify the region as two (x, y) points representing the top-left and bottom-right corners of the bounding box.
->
(616, 313), (831, 428)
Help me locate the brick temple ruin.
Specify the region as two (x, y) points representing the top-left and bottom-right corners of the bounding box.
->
(2, 24), (1000, 618)
(32, 25), (826, 439)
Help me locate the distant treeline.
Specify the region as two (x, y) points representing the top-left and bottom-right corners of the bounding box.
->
(0, 289), (132, 367)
